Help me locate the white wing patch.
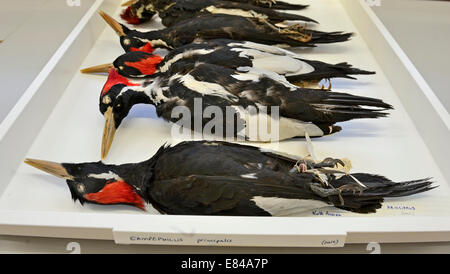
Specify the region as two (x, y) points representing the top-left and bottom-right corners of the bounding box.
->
(231, 106), (324, 141)
(251, 196), (329, 216)
(254, 56), (315, 76)
(229, 44), (315, 76)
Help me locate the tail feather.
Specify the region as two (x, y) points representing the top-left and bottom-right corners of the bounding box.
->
(269, 1), (309, 10)
(325, 93), (393, 108)
(307, 90), (393, 122)
(310, 31), (353, 44)
(287, 61), (376, 82)
(269, 11), (318, 23)
(328, 174), (435, 213)
(332, 62), (376, 77)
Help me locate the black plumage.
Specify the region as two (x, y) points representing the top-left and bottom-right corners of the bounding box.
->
(155, 0), (317, 27)
(100, 61), (391, 144)
(109, 39), (375, 83)
(121, 0), (308, 25)
(113, 14), (352, 51)
(25, 141), (435, 215)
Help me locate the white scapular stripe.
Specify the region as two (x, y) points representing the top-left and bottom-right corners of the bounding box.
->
(158, 49), (215, 72)
(203, 6), (268, 20)
(144, 78), (172, 104)
(88, 171), (123, 181)
(228, 41), (294, 56)
(240, 173), (258, 179)
(177, 74), (239, 101)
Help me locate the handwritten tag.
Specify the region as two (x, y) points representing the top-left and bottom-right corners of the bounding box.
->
(113, 229), (347, 247)
(113, 230), (235, 246)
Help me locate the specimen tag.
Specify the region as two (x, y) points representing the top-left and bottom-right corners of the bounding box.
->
(112, 228), (347, 247)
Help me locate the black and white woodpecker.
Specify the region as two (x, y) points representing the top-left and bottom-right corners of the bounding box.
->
(120, 0), (309, 25)
(81, 38), (375, 88)
(99, 11), (352, 51)
(25, 140), (435, 215)
(98, 60), (391, 159)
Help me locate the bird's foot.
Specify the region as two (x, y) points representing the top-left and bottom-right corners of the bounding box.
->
(336, 184), (365, 205)
(320, 78), (332, 91)
(313, 157), (345, 169)
(284, 23), (307, 32)
(280, 24), (312, 43)
(294, 160), (309, 173)
(287, 33), (313, 43)
(309, 183), (339, 198)
(256, 0), (277, 7)
(310, 182), (364, 206)
(338, 184), (364, 196)
(294, 80), (319, 89)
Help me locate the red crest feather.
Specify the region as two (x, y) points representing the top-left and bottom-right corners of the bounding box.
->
(125, 55), (163, 75)
(101, 67), (140, 96)
(120, 6), (142, 25)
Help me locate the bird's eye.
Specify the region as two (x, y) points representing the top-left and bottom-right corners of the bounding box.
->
(102, 95), (112, 105)
(77, 183), (85, 193)
(119, 66), (124, 71)
(123, 39), (131, 46)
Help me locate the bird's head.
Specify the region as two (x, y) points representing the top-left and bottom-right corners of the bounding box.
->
(120, 36), (156, 53)
(80, 51), (163, 77)
(99, 68), (151, 159)
(24, 159), (149, 210)
(120, 3), (157, 25)
(98, 10), (158, 53)
(114, 51), (164, 78)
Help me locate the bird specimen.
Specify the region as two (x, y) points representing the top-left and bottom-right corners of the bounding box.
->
(81, 38), (375, 87)
(124, 0), (316, 27)
(98, 61), (391, 158)
(99, 11), (352, 51)
(121, 0), (309, 25)
(24, 140), (434, 215)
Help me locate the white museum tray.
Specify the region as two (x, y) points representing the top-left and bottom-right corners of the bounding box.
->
(0, 0), (449, 247)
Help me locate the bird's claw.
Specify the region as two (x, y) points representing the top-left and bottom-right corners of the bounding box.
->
(285, 23), (307, 32)
(293, 159), (312, 173)
(338, 184), (364, 196)
(314, 157), (345, 169)
(256, 0), (277, 7)
(334, 184), (364, 206)
(280, 24), (312, 43)
(320, 79), (332, 91)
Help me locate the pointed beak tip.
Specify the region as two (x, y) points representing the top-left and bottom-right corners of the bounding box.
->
(80, 63), (113, 74)
(121, 0), (136, 7)
(23, 158), (33, 166)
(24, 158), (43, 167)
(101, 107), (117, 160)
(23, 158), (74, 180)
(98, 10), (125, 37)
